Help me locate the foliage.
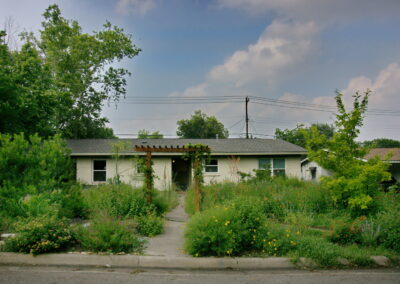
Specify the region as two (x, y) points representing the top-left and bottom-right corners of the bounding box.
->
(3, 216), (75, 255)
(110, 141), (133, 184)
(305, 91), (391, 213)
(0, 4), (140, 138)
(137, 129), (163, 139)
(0, 133), (73, 191)
(75, 215), (144, 253)
(182, 143), (211, 185)
(362, 138), (400, 148)
(83, 184), (173, 218)
(185, 196), (266, 256)
(135, 213), (164, 237)
(177, 110), (228, 138)
(275, 123), (335, 148)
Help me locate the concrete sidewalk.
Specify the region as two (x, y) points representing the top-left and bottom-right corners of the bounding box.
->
(144, 193), (188, 256)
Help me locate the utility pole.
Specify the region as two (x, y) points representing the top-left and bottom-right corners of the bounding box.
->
(245, 96), (249, 139)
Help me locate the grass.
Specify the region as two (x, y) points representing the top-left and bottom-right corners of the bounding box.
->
(184, 177), (400, 267)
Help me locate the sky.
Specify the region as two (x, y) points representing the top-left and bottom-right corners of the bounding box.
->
(2, 0), (400, 140)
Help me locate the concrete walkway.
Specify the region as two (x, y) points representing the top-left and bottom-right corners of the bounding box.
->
(144, 193), (188, 256)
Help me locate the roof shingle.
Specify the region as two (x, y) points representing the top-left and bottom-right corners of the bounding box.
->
(67, 138), (306, 156)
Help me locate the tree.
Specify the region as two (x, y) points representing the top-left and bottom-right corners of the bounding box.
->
(275, 123), (335, 148)
(362, 138), (400, 148)
(137, 129), (163, 139)
(0, 5), (140, 138)
(176, 110), (229, 139)
(305, 91), (391, 214)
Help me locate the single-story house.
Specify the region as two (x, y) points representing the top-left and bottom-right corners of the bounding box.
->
(364, 148), (400, 183)
(67, 138), (306, 190)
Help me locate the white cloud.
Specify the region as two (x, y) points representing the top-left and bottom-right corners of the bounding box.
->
(208, 20), (319, 87)
(116, 0), (156, 15)
(217, 0), (400, 24)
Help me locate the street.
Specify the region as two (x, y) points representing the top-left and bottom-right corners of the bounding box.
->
(0, 266), (399, 284)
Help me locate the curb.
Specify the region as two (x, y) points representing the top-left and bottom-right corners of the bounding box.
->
(0, 253), (295, 270)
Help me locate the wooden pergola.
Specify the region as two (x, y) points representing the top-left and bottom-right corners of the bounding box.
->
(134, 144), (210, 212)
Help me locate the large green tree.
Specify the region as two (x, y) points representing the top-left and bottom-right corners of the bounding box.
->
(0, 5), (140, 138)
(305, 91), (390, 213)
(176, 110), (229, 139)
(275, 123), (335, 148)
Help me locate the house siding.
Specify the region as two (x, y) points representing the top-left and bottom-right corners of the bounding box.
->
(75, 155), (302, 190)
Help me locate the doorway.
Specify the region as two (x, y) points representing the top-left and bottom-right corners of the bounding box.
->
(172, 157), (191, 190)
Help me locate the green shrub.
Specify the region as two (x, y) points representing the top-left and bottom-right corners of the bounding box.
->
(22, 194), (59, 218)
(376, 211), (400, 252)
(185, 196), (266, 256)
(329, 218), (363, 245)
(293, 235), (341, 267)
(4, 216), (74, 255)
(253, 223), (299, 256)
(136, 213), (164, 237)
(84, 184), (172, 219)
(76, 215), (144, 253)
(53, 185), (89, 219)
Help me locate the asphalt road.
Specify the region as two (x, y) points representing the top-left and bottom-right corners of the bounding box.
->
(0, 266), (400, 284)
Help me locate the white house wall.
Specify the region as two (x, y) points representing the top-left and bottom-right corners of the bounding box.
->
(75, 155), (302, 190)
(301, 161), (332, 181)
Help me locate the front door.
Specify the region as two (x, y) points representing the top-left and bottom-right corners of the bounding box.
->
(172, 157), (191, 190)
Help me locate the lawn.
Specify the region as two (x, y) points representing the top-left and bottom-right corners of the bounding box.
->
(184, 177), (400, 267)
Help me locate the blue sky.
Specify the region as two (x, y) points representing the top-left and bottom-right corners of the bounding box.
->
(2, 0), (400, 140)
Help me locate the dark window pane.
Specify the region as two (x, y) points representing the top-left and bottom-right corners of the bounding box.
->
(209, 159), (218, 165)
(205, 166), (218, 173)
(93, 171), (106, 182)
(273, 158), (285, 169)
(258, 158), (270, 170)
(94, 160), (106, 170)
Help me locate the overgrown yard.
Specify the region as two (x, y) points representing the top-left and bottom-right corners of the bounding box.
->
(184, 177), (400, 267)
(1, 184), (178, 255)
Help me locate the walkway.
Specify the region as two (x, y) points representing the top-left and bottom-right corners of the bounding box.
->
(144, 193), (188, 256)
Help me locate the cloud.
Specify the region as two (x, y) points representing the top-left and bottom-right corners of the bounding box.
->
(208, 20), (319, 87)
(116, 0), (156, 15)
(217, 0), (400, 24)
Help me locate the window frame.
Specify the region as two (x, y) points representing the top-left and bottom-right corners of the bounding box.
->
(258, 157), (286, 177)
(93, 159), (107, 182)
(204, 159), (219, 173)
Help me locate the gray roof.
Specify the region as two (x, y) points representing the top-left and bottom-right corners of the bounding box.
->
(67, 138), (306, 156)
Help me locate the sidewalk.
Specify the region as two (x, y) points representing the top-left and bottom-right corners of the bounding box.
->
(144, 193), (188, 256)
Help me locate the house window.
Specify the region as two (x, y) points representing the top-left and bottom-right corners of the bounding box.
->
(258, 158), (271, 170)
(93, 160), (106, 182)
(272, 158), (285, 177)
(205, 159), (218, 173)
(258, 158), (286, 177)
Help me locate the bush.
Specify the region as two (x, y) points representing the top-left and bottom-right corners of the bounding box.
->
(253, 223), (299, 256)
(185, 196), (266, 256)
(376, 211), (400, 253)
(4, 216), (74, 255)
(136, 213), (164, 237)
(84, 184), (172, 219)
(76, 215), (144, 253)
(329, 218), (363, 245)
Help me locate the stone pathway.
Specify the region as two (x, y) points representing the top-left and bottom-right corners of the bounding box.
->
(144, 193), (188, 256)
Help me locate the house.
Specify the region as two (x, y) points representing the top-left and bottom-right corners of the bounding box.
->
(67, 138), (307, 190)
(364, 148), (400, 183)
(301, 147), (400, 183)
(301, 157), (332, 181)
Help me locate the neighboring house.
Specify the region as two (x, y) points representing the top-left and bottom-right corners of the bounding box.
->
(301, 147), (400, 183)
(67, 138), (306, 190)
(364, 148), (400, 183)
(301, 158), (332, 182)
